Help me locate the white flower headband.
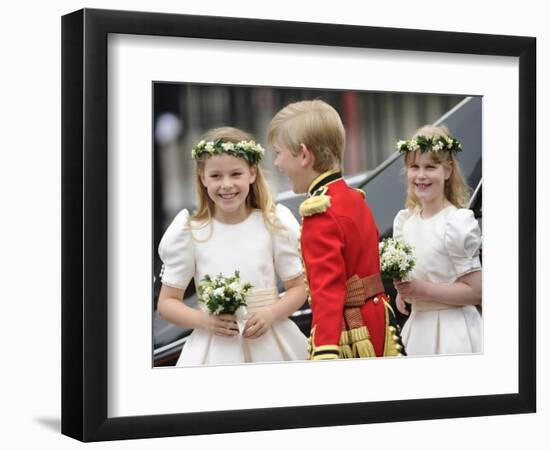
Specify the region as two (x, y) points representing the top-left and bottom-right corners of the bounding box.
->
(191, 138), (265, 164)
(396, 134), (462, 155)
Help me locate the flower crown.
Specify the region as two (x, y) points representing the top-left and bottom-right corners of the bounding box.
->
(191, 138), (264, 164)
(396, 134), (462, 155)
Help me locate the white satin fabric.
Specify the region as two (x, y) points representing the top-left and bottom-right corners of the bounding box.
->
(177, 288), (307, 366)
(393, 205), (483, 355)
(158, 205), (307, 366)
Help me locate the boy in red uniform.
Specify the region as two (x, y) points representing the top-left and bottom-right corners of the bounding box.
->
(267, 100), (404, 360)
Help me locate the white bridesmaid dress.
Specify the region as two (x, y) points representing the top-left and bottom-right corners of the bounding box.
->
(158, 205), (308, 366)
(393, 205), (483, 356)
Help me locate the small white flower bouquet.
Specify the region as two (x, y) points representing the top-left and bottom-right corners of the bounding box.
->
(379, 238), (416, 280)
(197, 271), (252, 315)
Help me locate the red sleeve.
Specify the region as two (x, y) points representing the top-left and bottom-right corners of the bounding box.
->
(301, 212), (346, 355)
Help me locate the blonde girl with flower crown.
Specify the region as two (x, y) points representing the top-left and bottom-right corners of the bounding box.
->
(157, 127), (308, 366)
(392, 125), (482, 355)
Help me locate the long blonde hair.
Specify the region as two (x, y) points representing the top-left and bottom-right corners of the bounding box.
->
(191, 127), (281, 238)
(403, 125), (471, 210)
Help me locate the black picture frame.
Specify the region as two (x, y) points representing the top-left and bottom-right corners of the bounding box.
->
(61, 8), (536, 442)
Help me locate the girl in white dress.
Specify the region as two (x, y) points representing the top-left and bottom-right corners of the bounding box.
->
(392, 125), (482, 356)
(157, 127), (308, 366)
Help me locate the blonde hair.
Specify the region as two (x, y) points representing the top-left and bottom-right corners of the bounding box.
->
(267, 99), (345, 172)
(403, 125), (471, 210)
(191, 127), (281, 238)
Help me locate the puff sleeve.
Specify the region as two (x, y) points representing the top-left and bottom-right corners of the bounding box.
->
(444, 208), (482, 277)
(158, 209), (195, 290)
(393, 209), (413, 240)
(272, 204), (304, 282)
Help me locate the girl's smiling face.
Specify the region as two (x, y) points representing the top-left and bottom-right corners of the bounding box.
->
(406, 151), (451, 209)
(200, 153), (257, 222)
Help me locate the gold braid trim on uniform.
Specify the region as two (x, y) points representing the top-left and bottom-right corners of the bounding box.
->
(349, 326), (377, 358)
(304, 273), (311, 305)
(382, 299), (405, 357)
(354, 188), (366, 199)
(297, 231), (312, 305)
(306, 325), (313, 358)
(338, 330), (353, 358)
(299, 195), (331, 217)
(308, 326), (339, 360)
(311, 346), (341, 360)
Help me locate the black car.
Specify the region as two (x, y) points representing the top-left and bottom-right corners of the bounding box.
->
(153, 96), (482, 366)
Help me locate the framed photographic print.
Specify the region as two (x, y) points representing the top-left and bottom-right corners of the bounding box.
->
(62, 8), (536, 442)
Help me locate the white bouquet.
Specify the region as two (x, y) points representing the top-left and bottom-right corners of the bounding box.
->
(379, 238), (416, 280)
(197, 271), (252, 315)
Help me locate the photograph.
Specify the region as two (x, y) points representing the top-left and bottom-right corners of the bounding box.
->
(152, 83), (482, 368)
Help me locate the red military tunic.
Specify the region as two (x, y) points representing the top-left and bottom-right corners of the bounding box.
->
(299, 170), (404, 360)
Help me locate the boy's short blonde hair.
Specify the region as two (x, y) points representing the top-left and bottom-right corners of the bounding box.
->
(267, 99), (345, 172)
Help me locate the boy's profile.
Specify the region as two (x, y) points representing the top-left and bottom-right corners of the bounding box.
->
(268, 99), (405, 360)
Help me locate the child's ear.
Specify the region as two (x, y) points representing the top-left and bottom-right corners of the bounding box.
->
(299, 144), (315, 168)
(249, 165), (257, 184)
(444, 160), (453, 180)
(199, 172), (207, 186)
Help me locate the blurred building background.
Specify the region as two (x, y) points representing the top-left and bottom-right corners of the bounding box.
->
(154, 84), (464, 222)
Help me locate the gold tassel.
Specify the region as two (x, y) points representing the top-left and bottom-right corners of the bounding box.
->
(353, 338), (377, 358)
(349, 326), (377, 358)
(338, 330), (353, 358)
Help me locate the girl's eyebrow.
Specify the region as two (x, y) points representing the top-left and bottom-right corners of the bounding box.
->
(206, 168), (243, 174)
